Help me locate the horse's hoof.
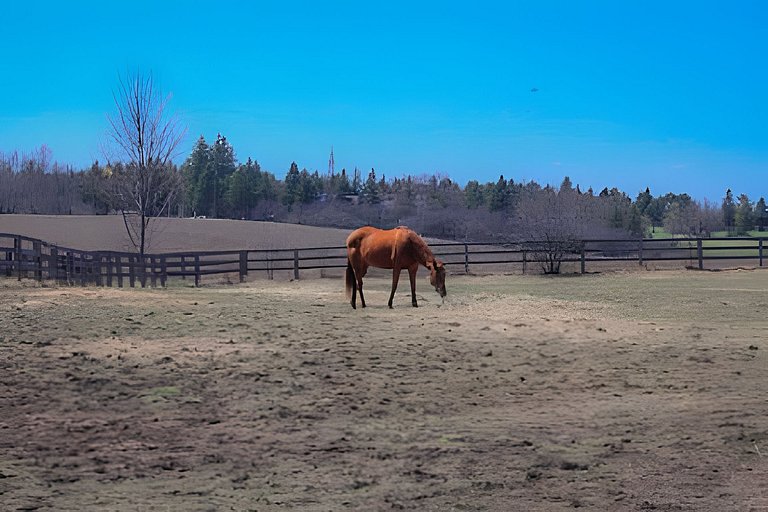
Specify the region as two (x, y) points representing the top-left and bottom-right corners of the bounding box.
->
(388, 304), (393, 309)
(412, 303), (419, 308)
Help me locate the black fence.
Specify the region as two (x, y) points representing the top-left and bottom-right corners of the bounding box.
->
(1, 233), (766, 288)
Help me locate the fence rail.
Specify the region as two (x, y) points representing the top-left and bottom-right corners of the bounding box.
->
(1, 233), (765, 288)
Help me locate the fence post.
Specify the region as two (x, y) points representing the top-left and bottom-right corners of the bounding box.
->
(129, 256), (136, 288)
(697, 239), (703, 270)
(150, 256), (157, 287)
(79, 253), (86, 287)
(463, 243), (470, 274)
(160, 256), (167, 287)
(580, 244), (586, 274)
(522, 250), (527, 275)
(66, 251), (73, 285)
(50, 247), (58, 281)
(759, 239), (764, 267)
(240, 251), (248, 283)
(194, 255), (201, 287)
(181, 255), (187, 280)
(638, 239), (644, 266)
(15, 236), (22, 281)
(116, 255), (123, 288)
(140, 256), (147, 288)
(95, 252), (103, 286)
(293, 249), (300, 280)
(160, 256), (168, 288)
(105, 253), (113, 287)
(33, 241), (42, 282)
(4, 240), (11, 277)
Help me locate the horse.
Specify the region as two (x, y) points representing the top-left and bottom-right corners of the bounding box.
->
(345, 226), (447, 309)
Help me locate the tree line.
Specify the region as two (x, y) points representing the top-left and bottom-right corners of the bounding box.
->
(2, 137), (766, 243)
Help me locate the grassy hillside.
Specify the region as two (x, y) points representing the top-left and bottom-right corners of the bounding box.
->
(0, 215), (353, 252)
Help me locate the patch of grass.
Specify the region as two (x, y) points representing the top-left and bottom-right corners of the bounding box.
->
(710, 230), (768, 238)
(702, 238), (761, 257)
(649, 227), (672, 239)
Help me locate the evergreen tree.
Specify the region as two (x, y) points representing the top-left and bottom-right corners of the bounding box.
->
(755, 197), (767, 232)
(259, 169), (278, 202)
(722, 189), (736, 234)
(465, 180), (484, 209)
(734, 193), (753, 235)
(625, 204), (645, 237)
(635, 187), (653, 216)
(394, 175), (415, 206)
(378, 173), (390, 195)
(560, 176), (574, 193)
(488, 175), (508, 211)
(224, 158), (257, 218)
(337, 168), (352, 195)
(361, 168), (381, 204)
(351, 167), (362, 195)
(210, 133), (237, 217)
(283, 162), (301, 207)
(81, 161), (112, 214)
(181, 135), (212, 217)
(298, 168), (318, 203)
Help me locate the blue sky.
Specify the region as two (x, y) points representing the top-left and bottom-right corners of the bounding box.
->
(1, 1), (765, 201)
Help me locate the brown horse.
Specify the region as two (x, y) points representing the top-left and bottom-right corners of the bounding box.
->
(345, 226), (447, 309)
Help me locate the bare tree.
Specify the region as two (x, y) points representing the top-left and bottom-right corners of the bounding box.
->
(520, 186), (586, 274)
(105, 71), (185, 255)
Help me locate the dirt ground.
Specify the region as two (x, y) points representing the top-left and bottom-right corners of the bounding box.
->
(1, 269), (767, 511)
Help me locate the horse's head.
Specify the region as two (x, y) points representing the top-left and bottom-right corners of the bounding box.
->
(428, 260), (447, 298)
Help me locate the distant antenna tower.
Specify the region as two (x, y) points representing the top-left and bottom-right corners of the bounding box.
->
(328, 146), (335, 176)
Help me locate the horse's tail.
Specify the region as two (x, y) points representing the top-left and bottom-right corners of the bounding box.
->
(345, 259), (355, 299)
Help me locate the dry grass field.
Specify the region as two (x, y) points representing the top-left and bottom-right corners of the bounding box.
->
(1, 269), (767, 511)
(0, 215), (352, 252)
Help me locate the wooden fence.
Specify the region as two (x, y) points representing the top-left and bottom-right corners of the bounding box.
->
(1, 233), (766, 288)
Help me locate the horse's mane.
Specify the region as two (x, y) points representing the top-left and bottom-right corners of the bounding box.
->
(406, 229), (435, 266)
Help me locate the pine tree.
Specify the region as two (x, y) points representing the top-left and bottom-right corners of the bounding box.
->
(224, 158), (257, 219)
(361, 168), (381, 204)
(181, 135), (212, 217)
(210, 133), (237, 217)
(351, 167), (362, 195)
(298, 169), (318, 203)
(635, 187), (653, 216)
(734, 193), (753, 235)
(336, 168), (352, 195)
(465, 180), (484, 209)
(488, 175), (507, 211)
(721, 189), (736, 234)
(283, 162), (301, 207)
(378, 173), (390, 195)
(755, 197), (767, 232)
(560, 176), (574, 193)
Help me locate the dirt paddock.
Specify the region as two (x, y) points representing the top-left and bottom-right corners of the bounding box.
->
(1, 270), (767, 511)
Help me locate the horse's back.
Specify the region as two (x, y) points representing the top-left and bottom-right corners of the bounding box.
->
(346, 226), (416, 269)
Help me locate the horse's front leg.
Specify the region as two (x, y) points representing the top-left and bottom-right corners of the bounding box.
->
(388, 267), (402, 308)
(408, 265), (418, 307)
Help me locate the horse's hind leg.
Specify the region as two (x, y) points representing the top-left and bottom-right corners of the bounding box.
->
(357, 277), (366, 308)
